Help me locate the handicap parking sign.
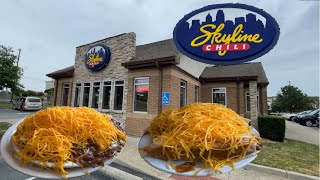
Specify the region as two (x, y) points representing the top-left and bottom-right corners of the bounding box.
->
(162, 92), (170, 105)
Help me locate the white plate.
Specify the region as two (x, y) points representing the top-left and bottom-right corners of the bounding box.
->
(138, 128), (260, 176)
(12, 142), (80, 168)
(0, 118), (124, 179)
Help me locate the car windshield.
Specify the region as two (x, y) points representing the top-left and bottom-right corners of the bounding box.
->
(307, 109), (319, 115)
(28, 98), (41, 102)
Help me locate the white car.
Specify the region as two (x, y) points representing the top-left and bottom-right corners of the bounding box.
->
(282, 113), (297, 121)
(12, 97), (43, 111)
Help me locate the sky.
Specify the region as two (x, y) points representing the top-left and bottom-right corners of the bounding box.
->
(0, 0), (319, 96)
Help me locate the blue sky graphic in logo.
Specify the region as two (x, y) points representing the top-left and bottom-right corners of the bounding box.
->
(173, 3), (280, 65)
(84, 44), (111, 71)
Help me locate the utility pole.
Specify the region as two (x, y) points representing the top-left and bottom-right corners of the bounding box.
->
(17, 48), (21, 66)
(10, 48), (21, 102)
(288, 81), (291, 86)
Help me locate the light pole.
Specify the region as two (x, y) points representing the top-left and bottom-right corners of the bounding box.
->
(10, 48), (21, 102)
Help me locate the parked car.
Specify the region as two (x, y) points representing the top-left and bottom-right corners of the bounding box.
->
(292, 110), (312, 123)
(12, 97), (42, 111)
(282, 113), (297, 121)
(299, 109), (319, 127)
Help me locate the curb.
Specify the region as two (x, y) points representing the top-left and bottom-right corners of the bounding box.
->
(99, 165), (143, 180)
(111, 159), (163, 179)
(245, 163), (319, 180)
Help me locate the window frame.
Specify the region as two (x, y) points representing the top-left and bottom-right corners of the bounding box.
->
(73, 83), (82, 107)
(61, 83), (70, 106)
(112, 80), (125, 112)
(245, 91), (259, 112)
(212, 87), (227, 106)
(133, 77), (149, 113)
(180, 80), (187, 107)
(195, 85), (200, 102)
(90, 81), (101, 109)
(101, 80), (113, 112)
(81, 82), (91, 107)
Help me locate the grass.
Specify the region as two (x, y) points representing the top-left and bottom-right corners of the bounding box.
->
(253, 138), (319, 176)
(0, 102), (13, 109)
(0, 122), (11, 131)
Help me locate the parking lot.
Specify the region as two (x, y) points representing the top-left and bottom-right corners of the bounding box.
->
(285, 120), (319, 145)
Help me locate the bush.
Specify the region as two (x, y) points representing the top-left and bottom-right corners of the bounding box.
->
(258, 116), (285, 142)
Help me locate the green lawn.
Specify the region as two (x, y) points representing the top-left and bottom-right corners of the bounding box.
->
(0, 122), (11, 131)
(253, 139), (319, 176)
(0, 102), (13, 109)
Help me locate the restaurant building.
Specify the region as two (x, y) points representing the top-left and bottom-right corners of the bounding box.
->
(47, 33), (269, 136)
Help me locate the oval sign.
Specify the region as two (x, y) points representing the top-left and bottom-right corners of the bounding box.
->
(84, 44), (111, 71)
(173, 3), (280, 65)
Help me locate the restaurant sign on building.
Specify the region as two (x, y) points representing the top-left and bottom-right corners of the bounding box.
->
(173, 3), (280, 65)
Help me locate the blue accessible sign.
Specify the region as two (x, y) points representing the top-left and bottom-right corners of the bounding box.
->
(162, 92), (170, 105)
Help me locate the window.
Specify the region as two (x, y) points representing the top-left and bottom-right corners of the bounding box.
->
(180, 80), (187, 107)
(74, 83), (81, 107)
(102, 81), (112, 110)
(245, 92), (259, 112)
(82, 83), (90, 107)
(195, 86), (199, 102)
(212, 88), (226, 105)
(91, 82), (100, 108)
(113, 80), (124, 111)
(61, 83), (70, 106)
(133, 77), (149, 112)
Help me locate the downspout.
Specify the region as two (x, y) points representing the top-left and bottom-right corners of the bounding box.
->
(54, 79), (58, 106)
(237, 78), (240, 114)
(155, 61), (163, 113)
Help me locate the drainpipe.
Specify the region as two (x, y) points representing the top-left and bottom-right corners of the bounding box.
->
(236, 78), (240, 114)
(155, 61), (163, 113)
(54, 79), (58, 106)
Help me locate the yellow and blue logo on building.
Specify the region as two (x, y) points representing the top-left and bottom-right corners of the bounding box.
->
(84, 44), (111, 71)
(173, 3), (280, 65)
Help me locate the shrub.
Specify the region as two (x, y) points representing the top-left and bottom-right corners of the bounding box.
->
(258, 115), (285, 142)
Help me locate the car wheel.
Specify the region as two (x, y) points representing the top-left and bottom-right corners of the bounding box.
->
(289, 117), (294, 121)
(305, 120), (313, 127)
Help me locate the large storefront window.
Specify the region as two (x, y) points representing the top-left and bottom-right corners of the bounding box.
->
(102, 81), (112, 110)
(246, 92), (259, 112)
(113, 80), (124, 111)
(91, 82), (100, 109)
(73, 83), (81, 107)
(133, 77), (149, 112)
(61, 83), (69, 106)
(195, 85), (199, 102)
(212, 88), (226, 105)
(82, 83), (90, 107)
(180, 80), (187, 107)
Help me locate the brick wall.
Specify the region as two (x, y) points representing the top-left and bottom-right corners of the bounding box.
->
(54, 77), (73, 106)
(201, 82), (238, 112)
(126, 67), (160, 136)
(125, 66), (201, 136)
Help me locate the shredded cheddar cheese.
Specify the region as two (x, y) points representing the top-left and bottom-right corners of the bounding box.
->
(148, 103), (260, 174)
(12, 106), (126, 175)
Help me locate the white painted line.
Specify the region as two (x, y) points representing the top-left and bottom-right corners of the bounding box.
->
(16, 113), (31, 115)
(25, 177), (36, 180)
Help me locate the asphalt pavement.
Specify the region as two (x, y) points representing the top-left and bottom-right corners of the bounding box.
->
(285, 120), (319, 145)
(0, 109), (34, 124)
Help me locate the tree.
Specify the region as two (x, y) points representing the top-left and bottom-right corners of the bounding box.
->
(0, 45), (23, 96)
(271, 85), (311, 113)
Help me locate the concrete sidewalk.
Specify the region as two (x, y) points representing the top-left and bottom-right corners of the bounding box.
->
(114, 136), (289, 180)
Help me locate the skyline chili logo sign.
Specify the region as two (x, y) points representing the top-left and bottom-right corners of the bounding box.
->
(173, 3), (280, 65)
(84, 44), (111, 71)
